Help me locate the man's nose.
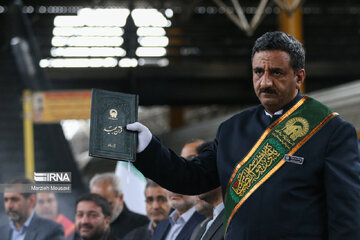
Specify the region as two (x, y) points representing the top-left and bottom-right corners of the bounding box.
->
(152, 200), (160, 209)
(260, 71), (273, 88)
(79, 215), (90, 224)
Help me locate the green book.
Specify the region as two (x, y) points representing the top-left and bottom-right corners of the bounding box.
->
(89, 89), (138, 162)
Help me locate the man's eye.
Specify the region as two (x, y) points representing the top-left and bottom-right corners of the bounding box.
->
(253, 69), (263, 76)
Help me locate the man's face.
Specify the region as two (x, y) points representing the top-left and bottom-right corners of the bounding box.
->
(167, 191), (196, 215)
(35, 192), (58, 219)
(252, 50), (305, 114)
(180, 141), (204, 160)
(75, 201), (110, 240)
(4, 191), (35, 224)
(90, 182), (123, 222)
(145, 186), (170, 224)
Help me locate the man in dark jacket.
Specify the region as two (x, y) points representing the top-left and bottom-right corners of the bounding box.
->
(0, 178), (64, 240)
(126, 31), (360, 239)
(123, 180), (171, 240)
(90, 173), (149, 239)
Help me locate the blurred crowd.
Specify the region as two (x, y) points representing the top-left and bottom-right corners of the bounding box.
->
(0, 140), (224, 240)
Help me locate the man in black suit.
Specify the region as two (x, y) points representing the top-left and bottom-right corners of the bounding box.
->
(151, 189), (205, 240)
(123, 180), (171, 240)
(0, 178), (64, 240)
(127, 31), (360, 239)
(90, 173), (149, 239)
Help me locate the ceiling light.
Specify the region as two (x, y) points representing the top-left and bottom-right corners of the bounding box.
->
(138, 36), (169, 47)
(136, 47), (166, 57)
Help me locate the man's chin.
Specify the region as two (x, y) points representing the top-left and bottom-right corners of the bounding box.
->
(7, 214), (20, 222)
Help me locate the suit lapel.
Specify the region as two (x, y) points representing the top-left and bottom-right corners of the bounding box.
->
(158, 220), (171, 240)
(202, 209), (224, 240)
(24, 214), (39, 240)
(192, 218), (211, 240)
(4, 226), (12, 240)
(176, 212), (202, 240)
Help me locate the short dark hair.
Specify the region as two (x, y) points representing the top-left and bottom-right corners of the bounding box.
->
(251, 31), (305, 72)
(4, 178), (35, 199)
(196, 141), (213, 154)
(76, 193), (111, 217)
(145, 179), (160, 190)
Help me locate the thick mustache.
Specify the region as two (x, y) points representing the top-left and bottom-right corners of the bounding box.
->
(259, 88), (277, 94)
(80, 224), (93, 229)
(7, 210), (18, 215)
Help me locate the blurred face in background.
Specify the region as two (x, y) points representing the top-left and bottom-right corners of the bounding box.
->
(4, 190), (35, 226)
(75, 200), (110, 240)
(90, 181), (123, 222)
(145, 186), (170, 225)
(181, 140), (212, 217)
(167, 191), (197, 216)
(35, 192), (58, 219)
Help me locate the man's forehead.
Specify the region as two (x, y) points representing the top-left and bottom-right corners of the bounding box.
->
(77, 201), (102, 211)
(253, 50), (291, 62)
(4, 191), (23, 199)
(146, 186), (167, 197)
(37, 192), (55, 199)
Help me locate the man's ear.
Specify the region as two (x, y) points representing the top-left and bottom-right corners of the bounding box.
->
(104, 215), (111, 228)
(118, 193), (124, 203)
(295, 69), (306, 89)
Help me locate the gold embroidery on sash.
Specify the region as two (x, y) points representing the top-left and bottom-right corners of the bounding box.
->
(231, 142), (280, 197)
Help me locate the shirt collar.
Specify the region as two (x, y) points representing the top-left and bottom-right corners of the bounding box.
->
(264, 109), (283, 118)
(10, 210), (35, 232)
(169, 206), (196, 225)
(213, 202), (224, 217)
(263, 90), (303, 118)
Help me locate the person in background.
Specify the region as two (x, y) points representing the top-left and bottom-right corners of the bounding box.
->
(190, 142), (224, 240)
(124, 179), (171, 240)
(90, 173), (149, 239)
(151, 189), (205, 240)
(35, 192), (75, 240)
(181, 140), (213, 219)
(74, 193), (118, 240)
(0, 178), (64, 240)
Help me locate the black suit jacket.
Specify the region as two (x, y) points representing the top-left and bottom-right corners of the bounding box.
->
(134, 92), (360, 239)
(110, 204), (149, 239)
(123, 224), (151, 240)
(0, 213), (64, 240)
(191, 209), (224, 240)
(152, 211), (205, 240)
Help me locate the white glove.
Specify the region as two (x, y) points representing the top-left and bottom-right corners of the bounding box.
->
(126, 122), (152, 153)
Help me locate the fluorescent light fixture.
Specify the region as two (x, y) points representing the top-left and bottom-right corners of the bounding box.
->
(39, 58), (118, 68)
(77, 8), (130, 27)
(138, 58), (169, 67)
(131, 9), (170, 27)
(119, 58), (138, 67)
(54, 8), (130, 27)
(137, 27), (166, 36)
(138, 36), (169, 47)
(136, 47), (166, 57)
(50, 47), (126, 57)
(53, 27), (124, 36)
(52, 36), (124, 47)
(54, 16), (84, 27)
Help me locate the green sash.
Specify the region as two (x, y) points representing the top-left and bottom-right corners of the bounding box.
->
(224, 96), (338, 234)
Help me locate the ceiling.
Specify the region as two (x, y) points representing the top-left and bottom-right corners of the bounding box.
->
(1, 0), (360, 106)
